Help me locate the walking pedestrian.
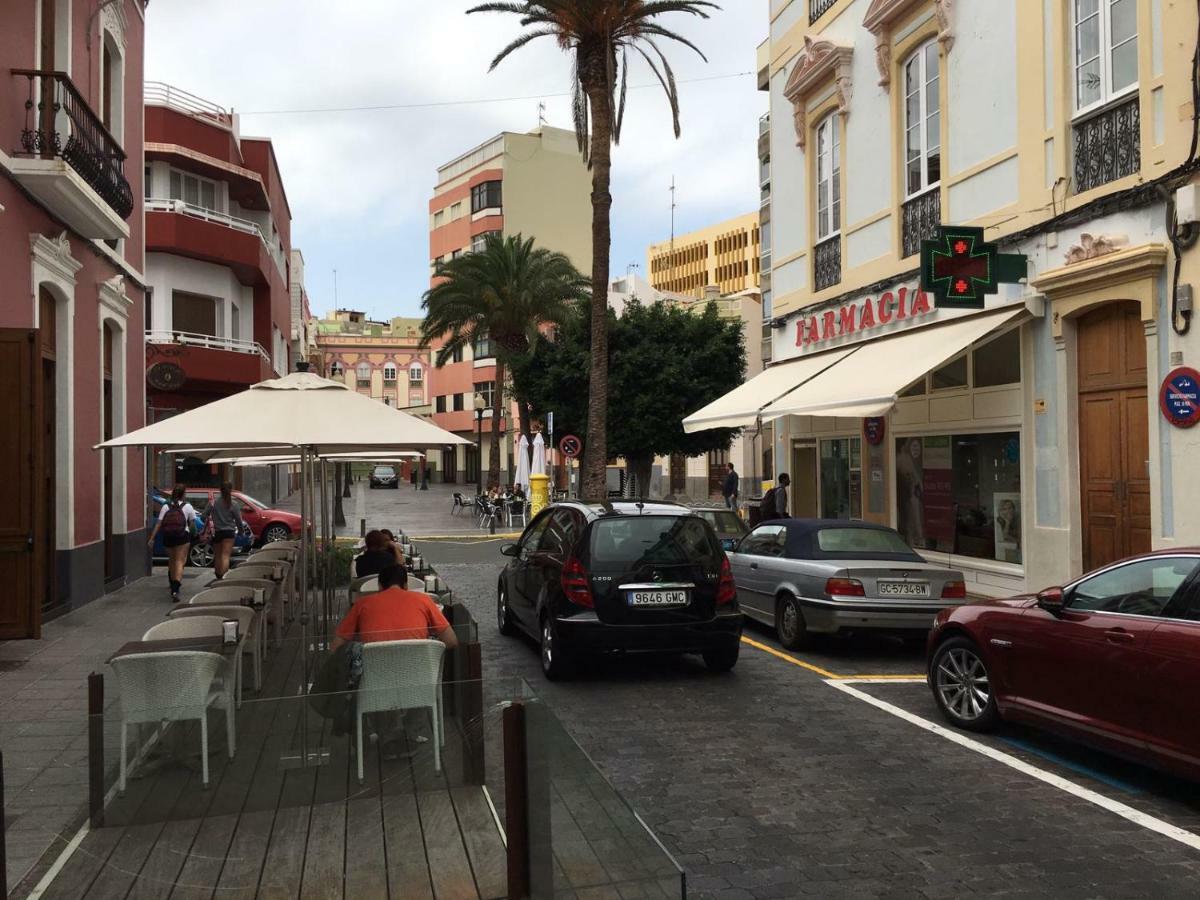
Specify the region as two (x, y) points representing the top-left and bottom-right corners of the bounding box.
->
(208, 482), (246, 580)
(721, 462), (740, 511)
(760, 473), (791, 521)
(147, 485), (198, 601)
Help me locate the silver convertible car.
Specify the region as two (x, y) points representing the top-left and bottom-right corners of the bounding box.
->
(728, 519), (967, 649)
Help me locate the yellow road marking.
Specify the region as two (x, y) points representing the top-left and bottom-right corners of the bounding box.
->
(410, 533), (521, 541)
(739, 635), (924, 681)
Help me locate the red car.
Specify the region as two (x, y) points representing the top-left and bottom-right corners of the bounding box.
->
(178, 487), (302, 546)
(927, 550), (1200, 781)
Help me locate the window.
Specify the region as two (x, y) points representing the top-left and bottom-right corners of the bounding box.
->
(819, 438), (862, 520)
(470, 180), (502, 214)
(409, 362), (424, 383)
(931, 354), (968, 390)
(472, 230), (501, 253)
(356, 362), (371, 385)
(472, 334), (494, 360)
(973, 328), (1021, 387)
(903, 42), (941, 197)
(738, 524), (788, 558)
(451, 202), (462, 219)
(451, 345), (465, 364)
(895, 432), (1022, 564)
(1068, 558), (1197, 616)
(169, 169), (219, 212)
(453, 393), (465, 412)
(144, 165), (152, 199)
(1074, 0), (1138, 114)
(171, 291), (217, 337)
(589, 516), (717, 565)
(383, 363), (397, 383)
(474, 380), (496, 409)
(433, 209), (444, 228)
(435, 395), (446, 414)
(815, 113), (841, 240)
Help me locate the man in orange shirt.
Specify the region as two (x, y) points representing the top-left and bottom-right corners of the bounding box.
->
(331, 564), (457, 759)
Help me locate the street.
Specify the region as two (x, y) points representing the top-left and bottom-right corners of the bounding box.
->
(410, 527), (1200, 899)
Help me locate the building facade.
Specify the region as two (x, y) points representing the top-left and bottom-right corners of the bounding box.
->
(289, 248), (317, 370)
(731, 0), (1200, 597)
(647, 212), (762, 299)
(0, 0), (148, 635)
(427, 126), (591, 485)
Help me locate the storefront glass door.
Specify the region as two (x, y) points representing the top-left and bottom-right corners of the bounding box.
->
(819, 438), (862, 520)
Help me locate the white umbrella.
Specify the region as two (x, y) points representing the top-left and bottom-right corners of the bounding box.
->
(532, 432), (547, 477)
(515, 434), (531, 490)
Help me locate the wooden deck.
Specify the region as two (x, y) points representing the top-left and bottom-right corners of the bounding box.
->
(18, 621), (507, 900)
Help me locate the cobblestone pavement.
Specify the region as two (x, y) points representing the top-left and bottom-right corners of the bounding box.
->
(399, 487), (1200, 900)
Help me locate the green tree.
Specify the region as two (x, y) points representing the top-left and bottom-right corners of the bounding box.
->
(467, 0), (720, 500)
(421, 233), (589, 489)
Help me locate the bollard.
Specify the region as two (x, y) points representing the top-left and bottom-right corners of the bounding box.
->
(359, 518), (366, 537)
(529, 473), (550, 519)
(503, 702), (530, 899)
(88, 672), (104, 827)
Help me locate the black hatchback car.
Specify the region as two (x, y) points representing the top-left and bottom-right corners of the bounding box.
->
(498, 500), (743, 679)
(369, 465), (398, 488)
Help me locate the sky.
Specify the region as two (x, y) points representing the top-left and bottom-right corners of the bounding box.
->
(145, 1), (769, 321)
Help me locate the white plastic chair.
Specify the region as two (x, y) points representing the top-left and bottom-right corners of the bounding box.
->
(356, 639), (445, 784)
(170, 604), (258, 701)
(110, 650), (235, 790)
(349, 575), (380, 607)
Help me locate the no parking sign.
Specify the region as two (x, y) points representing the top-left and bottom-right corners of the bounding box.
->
(1160, 367), (1200, 428)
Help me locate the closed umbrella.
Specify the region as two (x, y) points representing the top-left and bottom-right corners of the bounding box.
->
(515, 434), (531, 491)
(532, 432), (547, 476)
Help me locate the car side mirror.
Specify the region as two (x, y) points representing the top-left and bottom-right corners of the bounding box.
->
(500, 543), (520, 558)
(1036, 587), (1065, 614)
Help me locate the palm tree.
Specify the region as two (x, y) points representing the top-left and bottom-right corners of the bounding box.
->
(421, 233), (589, 490)
(467, 0), (719, 499)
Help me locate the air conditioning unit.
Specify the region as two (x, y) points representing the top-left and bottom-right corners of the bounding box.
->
(1175, 184), (1200, 226)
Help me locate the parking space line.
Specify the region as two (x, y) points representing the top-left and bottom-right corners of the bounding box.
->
(827, 680), (1200, 852)
(739, 636), (925, 680)
(835, 676), (926, 684)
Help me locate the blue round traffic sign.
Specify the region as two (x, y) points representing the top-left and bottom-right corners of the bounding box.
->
(1160, 367), (1200, 428)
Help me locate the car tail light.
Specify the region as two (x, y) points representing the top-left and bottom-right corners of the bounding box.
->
(716, 555), (736, 606)
(825, 577), (865, 597)
(941, 580), (967, 599)
(561, 558), (594, 608)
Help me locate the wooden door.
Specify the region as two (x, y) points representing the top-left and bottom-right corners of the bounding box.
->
(0, 331), (43, 639)
(790, 444), (818, 518)
(1077, 303), (1151, 571)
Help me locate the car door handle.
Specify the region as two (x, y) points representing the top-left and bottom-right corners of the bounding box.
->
(1104, 628), (1135, 644)
(749, 562), (758, 569)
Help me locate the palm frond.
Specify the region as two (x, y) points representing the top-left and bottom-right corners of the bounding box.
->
(489, 27), (558, 70)
(613, 48), (628, 143)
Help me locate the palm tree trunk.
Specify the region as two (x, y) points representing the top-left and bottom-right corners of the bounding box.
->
(581, 85), (612, 501)
(488, 357), (505, 489)
(333, 462), (346, 527)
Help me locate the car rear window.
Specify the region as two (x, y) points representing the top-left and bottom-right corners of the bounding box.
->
(698, 510), (744, 533)
(589, 516), (718, 565)
(816, 527), (915, 555)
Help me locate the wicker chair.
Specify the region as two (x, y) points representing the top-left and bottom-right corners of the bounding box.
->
(214, 565), (287, 644)
(348, 574), (380, 607)
(110, 648), (235, 789)
(193, 580), (276, 654)
(171, 604), (258, 701)
(356, 639), (445, 784)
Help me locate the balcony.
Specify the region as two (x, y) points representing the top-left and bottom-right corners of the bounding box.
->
(813, 235), (842, 292)
(810, 0), (837, 24)
(147, 198), (286, 287)
(9, 70), (133, 239)
(145, 331), (274, 395)
(1073, 95), (1140, 194)
(901, 188), (940, 259)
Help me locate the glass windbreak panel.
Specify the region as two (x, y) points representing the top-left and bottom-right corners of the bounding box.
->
(817, 527), (916, 555)
(931, 354), (968, 390)
(895, 432), (1022, 563)
(973, 328), (1021, 387)
(589, 516), (719, 565)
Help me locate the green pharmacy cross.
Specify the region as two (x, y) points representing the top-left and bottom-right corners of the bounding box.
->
(920, 226), (1027, 310)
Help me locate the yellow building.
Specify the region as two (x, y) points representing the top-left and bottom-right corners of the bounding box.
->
(647, 212), (762, 299)
(691, 0), (1200, 599)
(314, 310), (430, 411)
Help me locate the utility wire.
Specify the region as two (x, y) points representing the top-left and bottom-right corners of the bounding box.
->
(238, 70), (755, 116)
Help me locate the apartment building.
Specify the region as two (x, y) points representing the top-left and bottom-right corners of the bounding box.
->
(694, 0), (1200, 597)
(315, 310), (429, 407)
(427, 126), (591, 485)
(647, 212), (762, 299)
(0, 0), (148, 633)
(290, 248), (318, 369)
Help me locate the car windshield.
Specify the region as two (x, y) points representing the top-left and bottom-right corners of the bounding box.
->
(373, 467), (393, 476)
(696, 510), (745, 533)
(590, 516), (717, 565)
(816, 527), (915, 555)
(237, 493), (266, 510)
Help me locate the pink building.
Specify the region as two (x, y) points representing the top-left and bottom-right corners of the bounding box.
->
(0, 0), (148, 636)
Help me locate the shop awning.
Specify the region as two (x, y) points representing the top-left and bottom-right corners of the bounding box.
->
(681, 345), (859, 433)
(759, 305), (1027, 420)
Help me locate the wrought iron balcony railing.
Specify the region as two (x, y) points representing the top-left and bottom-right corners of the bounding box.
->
(1072, 95), (1140, 194)
(810, 0), (837, 24)
(901, 188), (940, 259)
(813, 235), (842, 292)
(12, 69), (134, 220)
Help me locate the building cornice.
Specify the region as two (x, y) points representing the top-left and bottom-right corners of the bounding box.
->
(863, 0), (955, 89)
(782, 36), (853, 149)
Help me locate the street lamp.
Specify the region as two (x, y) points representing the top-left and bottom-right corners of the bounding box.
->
(473, 392), (486, 496)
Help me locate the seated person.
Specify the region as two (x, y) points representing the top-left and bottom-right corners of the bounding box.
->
(380, 529), (406, 565)
(355, 530), (401, 579)
(512, 484), (527, 502)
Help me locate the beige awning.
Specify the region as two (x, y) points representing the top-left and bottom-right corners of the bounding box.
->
(759, 305), (1027, 421)
(681, 345), (858, 433)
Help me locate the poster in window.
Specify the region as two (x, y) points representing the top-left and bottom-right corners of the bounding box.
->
(993, 492), (1021, 563)
(921, 436), (955, 547)
(896, 437), (925, 548)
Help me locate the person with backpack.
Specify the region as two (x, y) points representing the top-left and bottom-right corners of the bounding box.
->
(207, 482), (246, 580)
(760, 473), (791, 521)
(147, 484), (198, 601)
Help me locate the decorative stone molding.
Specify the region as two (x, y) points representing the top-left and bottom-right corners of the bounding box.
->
(99, 0), (128, 51)
(782, 36), (854, 150)
(864, 0), (955, 89)
(1063, 233), (1129, 265)
(99, 274), (132, 319)
(31, 231), (82, 284)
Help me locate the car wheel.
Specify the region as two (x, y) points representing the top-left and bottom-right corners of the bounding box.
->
(775, 594), (810, 650)
(188, 542), (214, 568)
(930, 637), (999, 732)
(497, 582), (516, 636)
(262, 524), (291, 544)
(540, 614), (570, 680)
(702, 641), (740, 673)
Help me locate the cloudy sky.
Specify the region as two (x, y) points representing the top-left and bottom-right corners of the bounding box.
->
(145, 1), (768, 320)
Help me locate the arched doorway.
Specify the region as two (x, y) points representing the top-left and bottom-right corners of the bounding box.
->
(1077, 301), (1151, 571)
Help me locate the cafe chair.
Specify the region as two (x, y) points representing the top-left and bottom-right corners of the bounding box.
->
(110, 649), (235, 790)
(451, 492), (468, 516)
(355, 639), (446, 784)
(246, 548), (299, 618)
(509, 500), (529, 528)
(172, 604), (259, 700)
(217, 564), (288, 644)
(349, 574), (380, 607)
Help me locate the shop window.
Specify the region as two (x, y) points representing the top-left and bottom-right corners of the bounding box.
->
(973, 328), (1021, 387)
(819, 437), (862, 520)
(899, 378), (927, 397)
(931, 354), (968, 390)
(895, 432), (1022, 564)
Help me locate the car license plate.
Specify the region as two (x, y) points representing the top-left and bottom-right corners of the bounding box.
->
(628, 589), (689, 608)
(877, 581), (929, 598)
